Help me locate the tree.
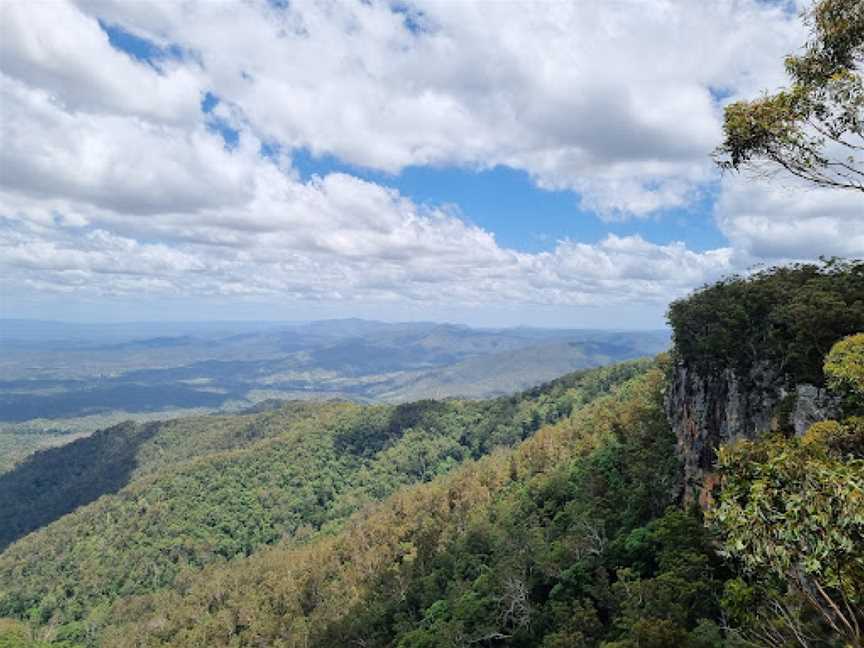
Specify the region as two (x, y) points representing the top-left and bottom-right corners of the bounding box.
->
(710, 336), (864, 647)
(714, 0), (864, 192)
(824, 332), (864, 409)
(711, 434), (864, 646)
(666, 259), (864, 384)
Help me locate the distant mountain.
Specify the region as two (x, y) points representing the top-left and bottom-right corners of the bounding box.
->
(377, 338), (665, 401)
(0, 319), (289, 346)
(0, 320), (669, 435)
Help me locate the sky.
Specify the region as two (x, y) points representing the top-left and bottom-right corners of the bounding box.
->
(0, 0), (862, 329)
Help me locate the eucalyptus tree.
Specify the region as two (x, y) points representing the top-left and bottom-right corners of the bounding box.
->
(715, 0), (864, 192)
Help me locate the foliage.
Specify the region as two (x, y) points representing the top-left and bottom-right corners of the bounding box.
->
(711, 418), (864, 646)
(804, 415), (864, 459)
(0, 361), (651, 645)
(708, 320), (864, 648)
(824, 332), (864, 408)
(667, 259), (864, 384)
(86, 367), (735, 648)
(0, 619), (81, 648)
(714, 0), (864, 192)
(0, 402), (351, 551)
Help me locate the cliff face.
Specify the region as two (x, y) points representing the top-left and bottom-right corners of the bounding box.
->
(663, 260), (863, 505)
(665, 360), (839, 506)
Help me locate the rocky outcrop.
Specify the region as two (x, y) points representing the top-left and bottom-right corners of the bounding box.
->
(791, 383), (841, 437)
(665, 360), (840, 507)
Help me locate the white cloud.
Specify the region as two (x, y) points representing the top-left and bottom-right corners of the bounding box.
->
(70, 0), (804, 215)
(0, 0), (857, 323)
(0, 170), (733, 308)
(0, 75), (258, 215)
(716, 176), (864, 263)
(0, 0), (203, 123)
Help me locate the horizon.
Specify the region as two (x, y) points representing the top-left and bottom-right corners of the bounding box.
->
(0, 295), (673, 329)
(0, 315), (670, 333)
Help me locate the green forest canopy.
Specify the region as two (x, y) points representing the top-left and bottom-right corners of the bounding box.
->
(667, 258), (864, 384)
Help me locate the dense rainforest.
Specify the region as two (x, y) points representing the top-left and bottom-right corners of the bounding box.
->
(0, 260), (862, 648)
(667, 259), (864, 385)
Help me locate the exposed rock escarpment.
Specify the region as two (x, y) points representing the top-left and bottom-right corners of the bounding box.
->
(663, 260), (863, 506)
(665, 360), (840, 506)
(791, 383), (841, 436)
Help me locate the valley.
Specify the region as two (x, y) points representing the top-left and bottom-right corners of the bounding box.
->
(0, 260), (861, 648)
(0, 319), (668, 472)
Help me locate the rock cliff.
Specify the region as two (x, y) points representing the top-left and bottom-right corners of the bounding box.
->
(665, 360), (840, 506)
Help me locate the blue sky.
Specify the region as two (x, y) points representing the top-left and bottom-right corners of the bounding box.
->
(1, 1), (861, 328)
(113, 17), (725, 259)
(98, 14), (726, 258)
(291, 153), (728, 255)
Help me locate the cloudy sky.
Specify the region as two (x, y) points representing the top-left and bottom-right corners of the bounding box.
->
(1, 0), (862, 328)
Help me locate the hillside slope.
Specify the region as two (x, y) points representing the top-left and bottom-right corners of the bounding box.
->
(0, 361), (651, 644)
(94, 365), (686, 647)
(377, 340), (639, 401)
(0, 402), (357, 550)
(1, 262), (860, 648)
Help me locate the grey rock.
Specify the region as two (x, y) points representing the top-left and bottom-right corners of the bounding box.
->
(792, 384), (841, 437)
(664, 359), (838, 506)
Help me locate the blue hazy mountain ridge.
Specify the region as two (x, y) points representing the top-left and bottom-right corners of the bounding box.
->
(0, 319), (669, 426)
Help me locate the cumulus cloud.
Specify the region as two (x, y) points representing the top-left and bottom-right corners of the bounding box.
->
(0, 0), (855, 321)
(716, 176), (864, 263)
(71, 0), (804, 215)
(0, 76), (258, 215)
(0, 164), (734, 309)
(0, 0), (203, 123)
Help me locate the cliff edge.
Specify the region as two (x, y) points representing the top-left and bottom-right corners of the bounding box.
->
(663, 261), (862, 505)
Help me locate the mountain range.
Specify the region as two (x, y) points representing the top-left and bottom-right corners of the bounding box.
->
(0, 319), (668, 472)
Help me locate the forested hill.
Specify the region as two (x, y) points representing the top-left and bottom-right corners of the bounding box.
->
(666, 259), (864, 503)
(1, 261), (862, 648)
(0, 361), (651, 645)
